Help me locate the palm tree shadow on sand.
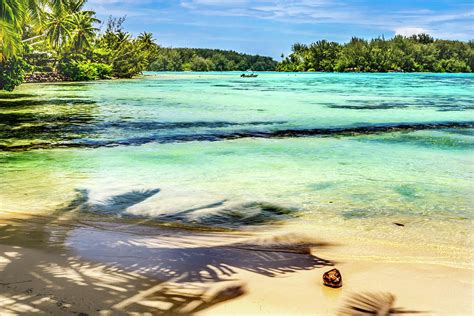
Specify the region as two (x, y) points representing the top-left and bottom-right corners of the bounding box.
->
(68, 225), (334, 283)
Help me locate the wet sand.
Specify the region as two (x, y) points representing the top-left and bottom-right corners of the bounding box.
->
(0, 213), (472, 315)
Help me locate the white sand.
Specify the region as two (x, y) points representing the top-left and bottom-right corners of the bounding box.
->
(0, 215), (473, 315)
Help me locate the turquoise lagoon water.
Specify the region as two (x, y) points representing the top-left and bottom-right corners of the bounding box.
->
(0, 72), (473, 249)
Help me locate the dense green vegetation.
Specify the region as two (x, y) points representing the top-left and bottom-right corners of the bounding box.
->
(1, 0), (136, 90)
(0, 0), (276, 91)
(148, 48), (276, 72)
(277, 35), (473, 72)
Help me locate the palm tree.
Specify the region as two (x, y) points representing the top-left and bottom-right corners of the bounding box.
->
(69, 11), (99, 52)
(43, 0), (99, 53)
(65, 0), (86, 13)
(43, 4), (73, 51)
(137, 32), (155, 48)
(115, 31), (130, 45)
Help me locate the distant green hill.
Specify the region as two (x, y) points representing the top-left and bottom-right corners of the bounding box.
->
(148, 48), (277, 72)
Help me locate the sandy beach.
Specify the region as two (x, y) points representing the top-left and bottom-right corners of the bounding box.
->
(0, 211), (472, 315)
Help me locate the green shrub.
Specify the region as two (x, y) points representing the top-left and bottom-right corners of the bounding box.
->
(58, 62), (112, 81)
(91, 63), (112, 79)
(0, 57), (27, 91)
(190, 56), (213, 71)
(76, 63), (98, 80)
(433, 59), (470, 73)
(58, 61), (80, 80)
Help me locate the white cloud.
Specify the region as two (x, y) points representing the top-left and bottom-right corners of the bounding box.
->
(179, 0), (355, 22)
(394, 27), (430, 36)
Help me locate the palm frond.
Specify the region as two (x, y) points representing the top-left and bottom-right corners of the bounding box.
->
(0, 20), (22, 60)
(0, 0), (25, 27)
(25, 0), (46, 28)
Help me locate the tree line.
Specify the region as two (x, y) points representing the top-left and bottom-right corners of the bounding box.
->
(277, 34), (473, 73)
(148, 48), (276, 72)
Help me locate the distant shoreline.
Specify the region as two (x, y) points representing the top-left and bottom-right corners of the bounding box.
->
(18, 70), (474, 86)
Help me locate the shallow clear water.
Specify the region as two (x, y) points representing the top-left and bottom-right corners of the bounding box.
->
(0, 72), (473, 248)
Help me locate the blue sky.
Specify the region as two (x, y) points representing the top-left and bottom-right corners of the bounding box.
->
(86, 0), (474, 59)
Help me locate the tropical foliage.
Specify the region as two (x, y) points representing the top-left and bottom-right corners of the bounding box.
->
(0, 0), (277, 91)
(0, 0), (158, 91)
(278, 35), (473, 73)
(0, 0), (113, 90)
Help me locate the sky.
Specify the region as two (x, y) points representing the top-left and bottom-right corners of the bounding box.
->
(85, 0), (474, 59)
